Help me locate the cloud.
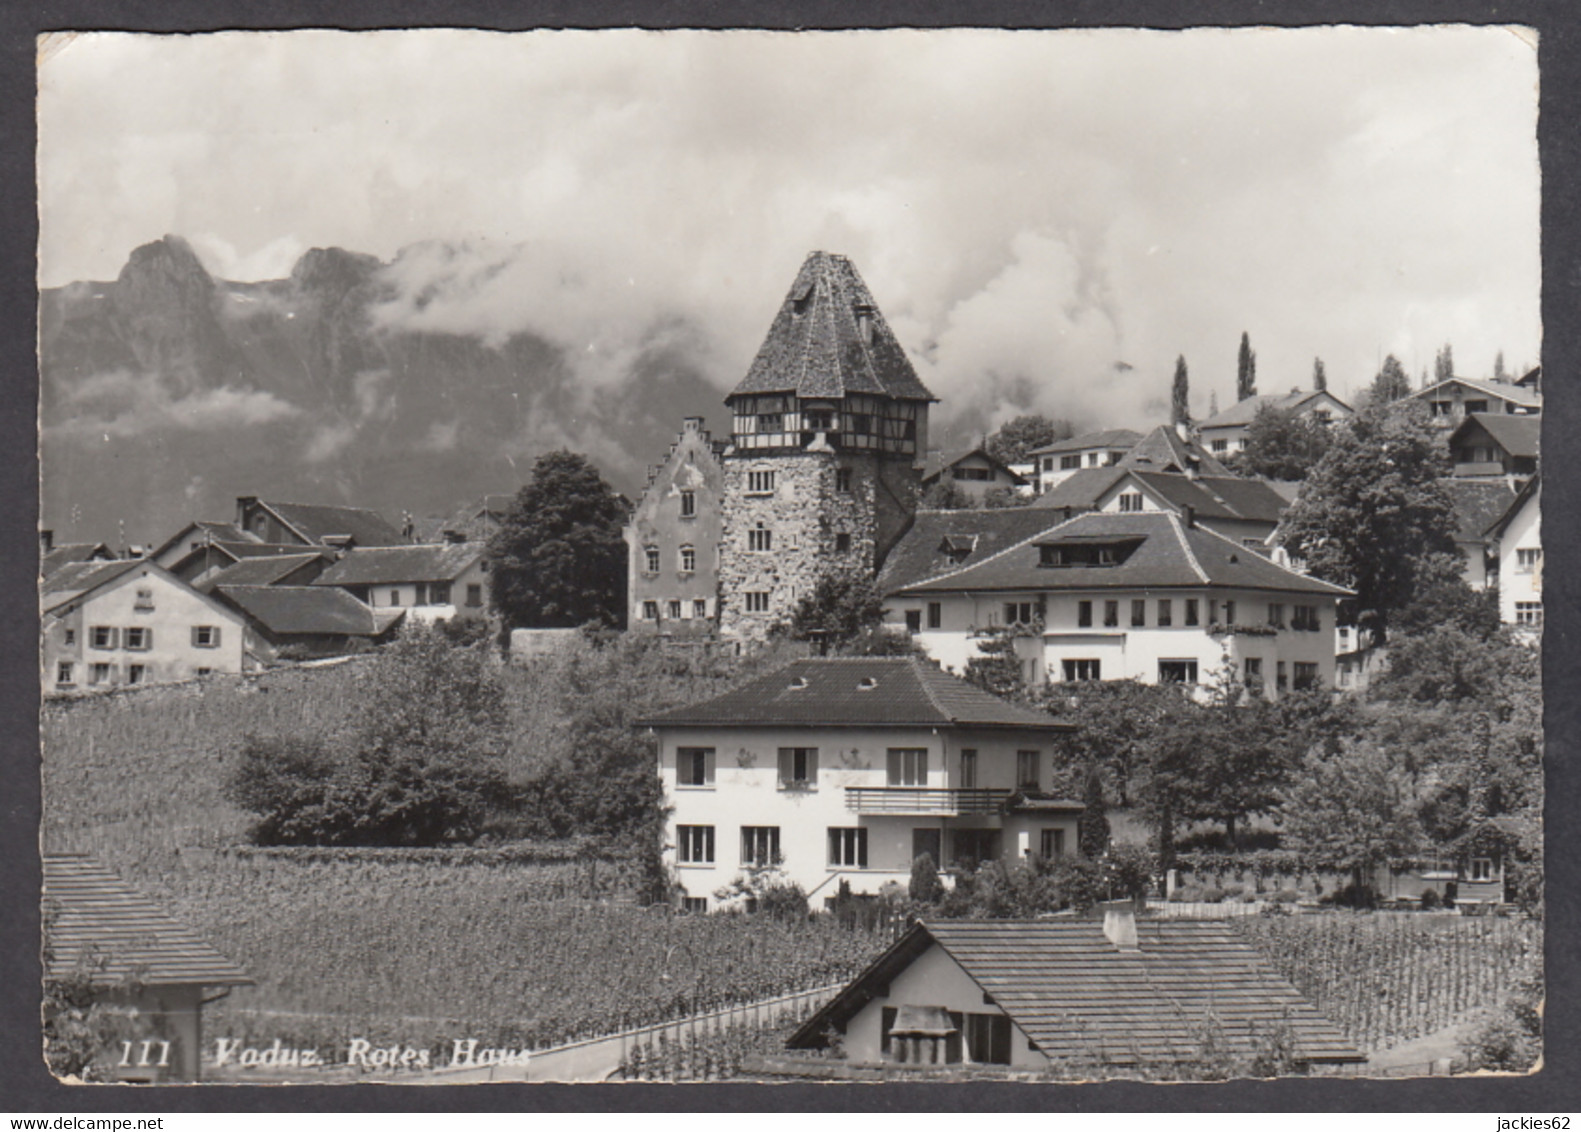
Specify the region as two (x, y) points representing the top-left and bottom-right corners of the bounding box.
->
(419, 419), (460, 452)
(303, 421), (358, 463)
(50, 370), (303, 438)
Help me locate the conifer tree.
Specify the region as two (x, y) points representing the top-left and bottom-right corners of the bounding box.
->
(1171, 355), (1191, 426)
(1236, 332), (1257, 402)
(1312, 357), (1327, 392)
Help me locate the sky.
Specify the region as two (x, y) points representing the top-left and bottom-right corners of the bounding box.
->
(37, 26), (1541, 437)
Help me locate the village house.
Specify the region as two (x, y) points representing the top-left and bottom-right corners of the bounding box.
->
(414, 493), (516, 544)
(785, 910), (1364, 1073)
(208, 584), (406, 662)
(1411, 376), (1541, 428)
(44, 855), (252, 1082)
(1446, 412), (1540, 480)
(39, 529), (114, 579)
(311, 540), (490, 622)
(1442, 478), (1521, 591)
(1035, 463), (1288, 551)
(1026, 429), (1142, 495)
(1192, 388), (1353, 458)
(638, 657), (1080, 909)
(716, 251), (936, 642)
(196, 551), (333, 591)
(1486, 475), (1541, 635)
(919, 446), (1031, 503)
(626, 416), (727, 636)
(149, 521), (331, 588)
(231, 495), (406, 548)
(881, 510), (1352, 697)
(41, 560), (249, 694)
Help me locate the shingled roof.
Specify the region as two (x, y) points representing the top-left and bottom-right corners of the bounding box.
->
(788, 918), (1364, 1067)
(43, 856), (251, 988)
(253, 500), (405, 547)
(40, 543), (114, 579)
(637, 657), (1069, 732)
(729, 251), (936, 403)
(197, 551), (330, 590)
(920, 446), (1029, 485)
(1452, 412), (1541, 461)
(1027, 428), (1143, 458)
(313, 543), (482, 586)
(1441, 478), (1520, 543)
(1121, 426), (1233, 477)
(890, 511), (1352, 597)
(1415, 376), (1542, 410)
(879, 508), (1083, 593)
(212, 585), (402, 637)
(40, 559), (139, 606)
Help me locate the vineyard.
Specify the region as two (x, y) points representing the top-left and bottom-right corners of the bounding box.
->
(1232, 912), (1540, 1052)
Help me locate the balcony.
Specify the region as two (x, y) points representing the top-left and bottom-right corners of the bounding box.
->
(845, 787), (1012, 815)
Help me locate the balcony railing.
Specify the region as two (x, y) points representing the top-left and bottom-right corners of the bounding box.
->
(845, 787), (1012, 815)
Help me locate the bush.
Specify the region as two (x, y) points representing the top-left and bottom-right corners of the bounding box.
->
(1418, 887), (1441, 911)
(1198, 886), (1226, 904)
(908, 854), (944, 905)
(1268, 889), (1301, 904)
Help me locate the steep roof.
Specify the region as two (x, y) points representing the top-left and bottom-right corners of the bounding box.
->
(729, 251), (935, 403)
(43, 855), (252, 988)
(890, 511), (1352, 597)
(1451, 412), (1541, 461)
(1027, 429), (1143, 458)
(1119, 425), (1233, 477)
(1484, 475), (1540, 541)
(1414, 376), (1542, 409)
(637, 657), (1070, 732)
(255, 500), (405, 547)
(212, 585), (401, 636)
(920, 446), (1029, 485)
(197, 551), (330, 590)
(314, 543), (482, 586)
(40, 560), (140, 608)
(1032, 470), (1287, 526)
(879, 508), (1093, 593)
(40, 543), (115, 580)
(1144, 473), (1288, 525)
(148, 520), (255, 561)
(1196, 389), (1351, 430)
(789, 919), (1364, 1066)
(1031, 466), (1130, 511)
(1441, 479), (1520, 543)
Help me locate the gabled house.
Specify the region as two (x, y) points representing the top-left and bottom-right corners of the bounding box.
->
(1447, 412), (1540, 480)
(1032, 464), (1289, 551)
(1441, 479), (1520, 590)
(1193, 388), (1353, 458)
(415, 493), (516, 544)
(311, 541), (490, 622)
(1485, 475), (1541, 635)
(627, 416), (727, 636)
(920, 446), (1031, 502)
(1027, 429), (1142, 494)
(150, 519), (341, 587)
(883, 510), (1353, 697)
(637, 657), (1078, 908)
(196, 551), (332, 591)
(232, 496), (406, 548)
(786, 910), (1364, 1073)
(1412, 376), (1541, 428)
(39, 530), (114, 579)
(209, 584), (406, 661)
(41, 560), (249, 693)
(44, 855), (252, 1082)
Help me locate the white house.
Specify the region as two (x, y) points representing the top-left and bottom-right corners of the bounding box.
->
(311, 541), (490, 622)
(1487, 476), (1541, 635)
(919, 446), (1031, 503)
(1027, 429), (1142, 494)
(881, 510), (1353, 698)
(638, 657), (1080, 909)
(1193, 388), (1352, 458)
(1411, 376), (1541, 429)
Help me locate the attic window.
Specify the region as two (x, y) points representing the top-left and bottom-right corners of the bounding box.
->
(854, 303), (875, 344)
(858, 677), (879, 690)
(790, 285), (813, 317)
(788, 676), (809, 690)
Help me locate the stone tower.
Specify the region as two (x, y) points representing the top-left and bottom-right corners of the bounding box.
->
(718, 251), (936, 642)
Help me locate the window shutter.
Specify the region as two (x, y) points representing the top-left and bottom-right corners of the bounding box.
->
(807, 748), (819, 782)
(704, 749), (715, 786)
(778, 748), (792, 786)
(144, 628), (153, 649)
(887, 749), (901, 784)
(857, 830), (868, 868)
(108, 628), (119, 649)
(212, 625), (221, 647)
(191, 626), (201, 647)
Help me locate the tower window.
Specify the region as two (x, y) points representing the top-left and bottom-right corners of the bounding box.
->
(835, 532), (851, 554)
(745, 592), (770, 613)
(836, 468), (853, 493)
(747, 470), (775, 494)
(679, 545), (696, 573)
(748, 525), (773, 552)
(680, 490), (696, 518)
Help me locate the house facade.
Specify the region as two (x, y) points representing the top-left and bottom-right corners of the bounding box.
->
(626, 416), (727, 635)
(1193, 389), (1352, 458)
(42, 561), (248, 693)
(639, 658), (1079, 908)
(311, 541), (490, 622)
(1027, 430), (1141, 494)
(1447, 413), (1540, 480)
(883, 511), (1351, 697)
(717, 251), (936, 642)
(1487, 476), (1541, 635)
(919, 447), (1030, 504)
(1412, 377), (1541, 429)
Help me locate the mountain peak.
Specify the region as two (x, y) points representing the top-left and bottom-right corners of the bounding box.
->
(117, 235), (212, 286)
(290, 246), (383, 293)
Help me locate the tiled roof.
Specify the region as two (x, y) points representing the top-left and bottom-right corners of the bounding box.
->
(258, 500), (405, 547)
(197, 552), (330, 590)
(637, 657), (1070, 731)
(43, 855), (252, 988)
(40, 544), (114, 579)
(314, 543), (482, 586)
(1453, 412), (1541, 461)
(1030, 467), (1129, 511)
(790, 919), (1364, 1066)
(148, 520), (255, 561)
(39, 560), (140, 609)
(920, 447), (1029, 485)
(891, 511), (1352, 597)
(1121, 426), (1233, 478)
(213, 585), (397, 636)
(879, 508), (1081, 593)
(1196, 389), (1349, 430)
(1441, 479), (1520, 543)
(1033, 471), (1286, 526)
(1027, 429), (1143, 458)
(212, 540), (318, 560)
(729, 251), (936, 403)
(1484, 475), (1540, 541)
(1415, 376), (1543, 408)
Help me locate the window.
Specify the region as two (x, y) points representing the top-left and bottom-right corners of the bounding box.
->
(1224, 600), (1236, 626)
(1040, 828), (1066, 859)
(953, 466), (992, 481)
(756, 412), (784, 433)
(905, 609), (922, 633)
(1004, 601), (1035, 626)
(1131, 599), (1146, 628)
(63, 628), (75, 646)
(1060, 454), (1081, 470)
(388, 588), (403, 607)
(952, 829), (1000, 868)
(644, 546), (661, 573)
(1516, 547), (1542, 574)
(1087, 453), (1101, 467)
(680, 490), (696, 518)
(667, 600), (683, 620)
(887, 748), (928, 787)
(1211, 438), (1229, 454)
(89, 626), (116, 650)
(679, 546), (696, 573)
(192, 625), (221, 648)
(681, 896), (708, 914)
(89, 663), (111, 685)
(1063, 658), (1101, 681)
(414, 582), (429, 606)
(123, 627), (151, 651)
(466, 584), (483, 608)
(1077, 600), (1093, 628)
(959, 750), (978, 790)
(677, 747), (714, 787)
(1159, 659), (1198, 684)
(1118, 492), (1144, 513)
(747, 469), (775, 494)
(748, 525), (773, 552)
(431, 582), (451, 605)
(835, 532), (852, 554)
(56, 662), (74, 686)
(133, 587), (154, 612)
(1291, 605), (1319, 632)
(1267, 602), (1285, 628)
(642, 600), (660, 621)
(1293, 662), (1320, 691)
(677, 826), (715, 864)
(1103, 600), (1119, 628)
(1516, 601), (1542, 627)
(1016, 750), (1041, 790)
(964, 1013), (1012, 1065)
(806, 409), (834, 431)
(1465, 400), (1489, 414)
(745, 592), (770, 614)
(1470, 858), (1495, 883)
(1276, 661), (1288, 692)
(828, 828), (868, 868)
(693, 599), (708, 619)
(127, 664), (146, 685)
(1208, 600), (1219, 624)
(1157, 599), (1172, 627)
(1244, 657), (1263, 687)
(778, 747), (819, 789)
(836, 467), (853, 493)
(1185, 599), (1199, 627)
(927, 602), (942, 630)
(741, 827), (781, 867)
(196, 668), (212, 677)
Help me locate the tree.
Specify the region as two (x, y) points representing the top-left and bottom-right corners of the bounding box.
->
(1045, 679), (1184, 807)
(1078, 764), (1111, 858)
(1493, 350), (1507, 382)
(488, 450), (629, 630)
(1434, 343), (1455, 384)
(1231, 404), (1332, 481)
(1236, 332), (1257, 402)
(1279, 740), (1422, 892)
(1274, 401), (1457, 638)
(1312, 357), (1327, 392)
(1171, 355), (1191, 426)
(1171, 673), (1292, 848)
(984, 414), (1074, 466)
(963, 625), (1027, 700)
(919, 478), (972, 510)
(981, 484), (1032, 509)
(909, 854), (945, 904)
(1365, 354), (1412, 405)
(781, 568), (887, 650)
(1208, 389), (1220, 418)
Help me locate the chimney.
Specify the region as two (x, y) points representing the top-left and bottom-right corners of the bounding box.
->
(1100, 898), (1140, 951)
(683, 416), (704, 433)
(1182, 504), (1195, 529)
(39, 529), (54, 555)
(236, 495), (258, 528)
(442, 528), (468, 545)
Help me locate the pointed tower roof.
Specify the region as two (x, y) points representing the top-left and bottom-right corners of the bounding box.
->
(730, 251), (936, 403)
